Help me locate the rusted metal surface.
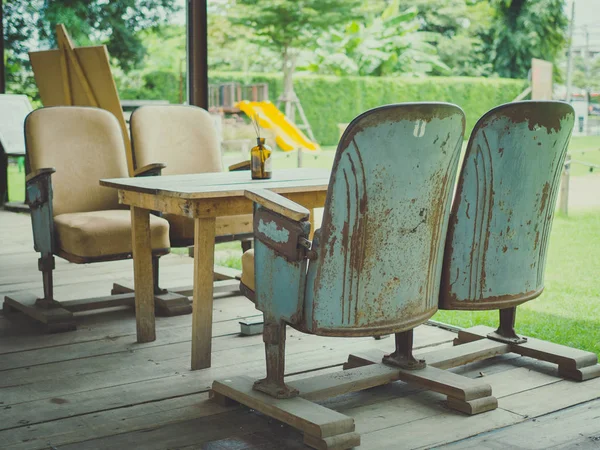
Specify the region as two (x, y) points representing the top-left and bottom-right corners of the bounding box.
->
(439, 101), (575, 310)
(303, 103), (466, 336)
(253, 205), (311, 326)
(253, 207), (307, 262)
(26, 170), (56, 255)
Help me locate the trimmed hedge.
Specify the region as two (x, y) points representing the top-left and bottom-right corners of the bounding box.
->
(210, 72), (527, 146)
(123, 71), (527, 146)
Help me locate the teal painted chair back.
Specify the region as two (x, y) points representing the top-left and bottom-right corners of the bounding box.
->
(439, 101), (575, 311)
(302, 103), (466, 336)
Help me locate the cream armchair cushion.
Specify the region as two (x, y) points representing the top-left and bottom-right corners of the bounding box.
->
(240, 249), (255, 291)
(130, 105), (222, 175)
(26, 107), (129, 216)
(54, 210), (169, 259)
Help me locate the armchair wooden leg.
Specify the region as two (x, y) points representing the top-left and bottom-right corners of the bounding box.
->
(253, 320), (299, 399)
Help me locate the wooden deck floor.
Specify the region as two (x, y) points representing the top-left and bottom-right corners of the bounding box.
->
(1, 209), (599, 450)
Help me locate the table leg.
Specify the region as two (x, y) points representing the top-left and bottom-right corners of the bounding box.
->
(131, 206), (156, 343)
(192, 216), (217, 370)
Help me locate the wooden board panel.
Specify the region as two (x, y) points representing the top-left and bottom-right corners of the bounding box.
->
(212, 376), (355, 438)
(101, 168), (331, 199)
(440, 398), (600, 449)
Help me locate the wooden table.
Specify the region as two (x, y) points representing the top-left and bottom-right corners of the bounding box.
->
(100, 168), (330, 370)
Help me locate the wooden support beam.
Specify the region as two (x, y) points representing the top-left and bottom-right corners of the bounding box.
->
(188, 0), (208, 108)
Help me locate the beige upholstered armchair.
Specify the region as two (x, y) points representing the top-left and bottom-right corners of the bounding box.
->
(3, 107), (172, 332)
(114, 105), (253, 294)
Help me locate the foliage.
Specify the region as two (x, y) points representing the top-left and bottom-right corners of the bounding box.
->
(572, 55), (600, 93)
(37, 0), (180, 72)
(228, 0), (361, 96)
(209, 71), (527, 146)
(490, 0), (568, 79)
(306, 1), (448, 77)
(3, 0), (42, 97)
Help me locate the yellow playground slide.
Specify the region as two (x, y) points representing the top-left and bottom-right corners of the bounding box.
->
(237, 101), (320, 152)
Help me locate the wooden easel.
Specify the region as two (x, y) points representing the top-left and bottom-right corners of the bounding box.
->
(29, 25), (134, 175)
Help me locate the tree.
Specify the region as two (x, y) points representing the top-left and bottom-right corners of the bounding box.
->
(229, 0), (361, 106)
(307, 2), (448, 77)
(38, 0), (180, 72)
(4, 0), (42, 97)
(490, 0), (568, 79)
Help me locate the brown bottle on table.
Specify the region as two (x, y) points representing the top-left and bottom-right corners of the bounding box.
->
(251, 137), (272, 179)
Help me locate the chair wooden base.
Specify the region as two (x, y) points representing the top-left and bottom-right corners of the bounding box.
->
(211, 350), (497, 449)
(111, 264), (241, 299)
(454, 325), (600, 382)
(211, 376), (360, 450)
(345, 325), (600, 384)
(2, 289), (192, 332)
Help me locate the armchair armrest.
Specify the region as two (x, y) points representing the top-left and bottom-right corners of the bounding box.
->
(26, 168), (55, 207)
(134, 162), (166, 177)
(26, 167), (56, 184)
(245, 188), (310, 222)
(229, 160), (251, 171)
(25, 167), (56, 254)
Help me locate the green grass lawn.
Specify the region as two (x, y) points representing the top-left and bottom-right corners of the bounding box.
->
(568, 136), (600, 176)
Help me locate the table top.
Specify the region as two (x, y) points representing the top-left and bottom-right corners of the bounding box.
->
(100, 168), (331, 200)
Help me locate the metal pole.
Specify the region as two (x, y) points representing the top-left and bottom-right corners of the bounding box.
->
(565, 1), (575, 104)
(188, 0), (208, 108)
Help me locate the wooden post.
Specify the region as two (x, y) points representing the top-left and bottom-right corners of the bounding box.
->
(131, 206), (156, 343)
(559, 154), (571, 216)
(0, 0), (6, 207)
(191, 216), (216, 370)
(188, 0), (208, 109)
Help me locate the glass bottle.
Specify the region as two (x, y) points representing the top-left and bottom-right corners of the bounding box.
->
(251, 137), (272, 179)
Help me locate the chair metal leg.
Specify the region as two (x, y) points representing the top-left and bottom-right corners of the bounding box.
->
(241, 238), (253, 253)
(3, 253), (76, 332)
(253, 320), (299, 399)
(382, 329), (426, 369)
(152, 255), (167, 295)
(486, 307), (527, 344)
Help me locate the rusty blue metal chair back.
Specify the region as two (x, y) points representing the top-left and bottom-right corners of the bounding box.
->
(247, 103), (466, 399)
(440, 101), (575, 315)
(303, 103), (465, 336)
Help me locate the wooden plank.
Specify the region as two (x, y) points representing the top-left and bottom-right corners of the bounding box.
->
(0, 393), (234, 450)
(0, 295), (259, 356)
(117, 189), (327, 219)
(439, 398), (600, 449)
(101, 168), (331, 199)
(500, 375), (600, 418)
(0, 326), (454, 428)
(458, 326), (600, 379)
(191, 216), (216, 370)
(245, 187), (310, 220)
(131, 207), (156, 343)
(212, 376), (355, 439)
